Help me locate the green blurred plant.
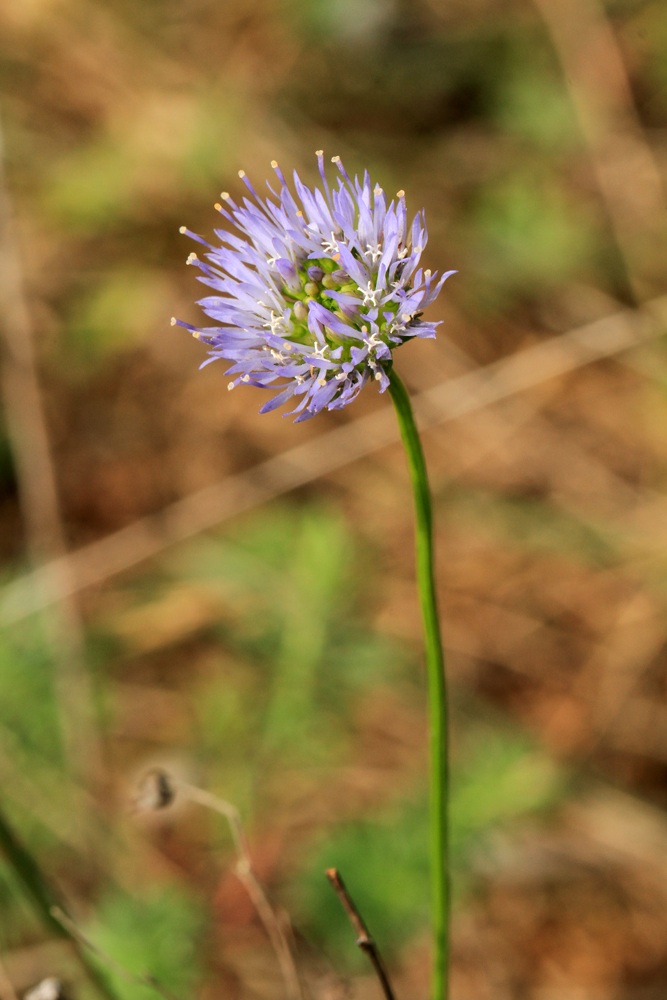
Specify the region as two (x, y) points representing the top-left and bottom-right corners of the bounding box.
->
(84, 886), (204, 1000)
(293, 728), (563, 968)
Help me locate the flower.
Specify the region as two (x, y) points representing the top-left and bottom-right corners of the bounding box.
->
(172, 153), (456, 422)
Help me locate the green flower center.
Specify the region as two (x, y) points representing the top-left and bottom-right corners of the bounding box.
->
(279, 257), (401, 364)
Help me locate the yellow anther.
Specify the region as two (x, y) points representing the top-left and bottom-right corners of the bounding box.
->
(179, 226), (187, 234)
(192, 330), (201, 340)
(283, 342), (290, 350)
(214, 203), (222, 211)
(227, 382), (235, 391)
(238, 169), (246, 178)
(187, 252), (198, 263)
(397, 190), (405, 198)
(318, 378), (327, 386)
(221, 192), (230, 200)
(315, 150), (323, 156)
(270, 160), (278, 168)
(331, 155), (341, 163)
(170, 317), (177, 326)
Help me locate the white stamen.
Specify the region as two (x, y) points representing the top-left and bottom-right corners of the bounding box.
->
(263, 311), (287, 335)
(362, 283), (380, 307)
(322, 232), (339, 254)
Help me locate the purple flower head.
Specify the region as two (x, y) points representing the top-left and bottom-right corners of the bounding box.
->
(172, 153), (457, 422)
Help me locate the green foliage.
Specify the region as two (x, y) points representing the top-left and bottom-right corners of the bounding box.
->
(44, 138), (139, 231)
(65, 267), (168, 371)
(177, 506), (405, 807)
(493, 59), (579, 152)
(292, 730), (562, 967)
(471, 169), (597, 295)
(0, 621), (63, 762)
(84, 886), (204, 1000)
(443, 485), (620, 568)
(0, 850), (45, 949)
(43, 92), (242, 233)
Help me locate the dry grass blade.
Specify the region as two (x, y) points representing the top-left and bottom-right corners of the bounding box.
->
(0, 296), (665, 626)
(0, 115), (102, 791)
(533, 0), (667, 301)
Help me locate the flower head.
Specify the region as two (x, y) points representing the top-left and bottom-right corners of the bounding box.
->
(173, 153), (456, 421)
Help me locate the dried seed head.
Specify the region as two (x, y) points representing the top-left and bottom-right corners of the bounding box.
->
(134, 768), (177, 812)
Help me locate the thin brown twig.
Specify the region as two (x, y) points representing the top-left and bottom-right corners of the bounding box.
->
(325, 868), (397, 1000)
(179, 782), (302, 1000)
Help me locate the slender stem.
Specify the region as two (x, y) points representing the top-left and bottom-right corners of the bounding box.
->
(388, 368), (448, 1000)
(178, 782), (303, 1000)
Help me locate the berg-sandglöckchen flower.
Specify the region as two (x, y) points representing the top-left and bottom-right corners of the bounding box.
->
(172, 153), (456, 422)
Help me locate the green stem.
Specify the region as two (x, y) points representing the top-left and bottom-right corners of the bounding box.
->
(0, 802), (120, 1000)
(388, 368), (448, 1000)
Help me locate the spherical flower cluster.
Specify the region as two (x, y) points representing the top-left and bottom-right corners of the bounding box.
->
(173, 153), (456, 421)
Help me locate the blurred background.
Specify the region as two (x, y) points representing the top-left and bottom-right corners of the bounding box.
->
(1, 1), (667, 999)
